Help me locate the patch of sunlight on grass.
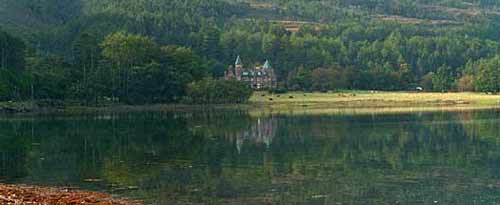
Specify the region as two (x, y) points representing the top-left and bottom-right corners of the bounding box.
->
(249, 91), (500, 111)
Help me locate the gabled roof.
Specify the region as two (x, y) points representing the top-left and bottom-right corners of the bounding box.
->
(235, 55), (243, 66)
(263, 60), (271, 69)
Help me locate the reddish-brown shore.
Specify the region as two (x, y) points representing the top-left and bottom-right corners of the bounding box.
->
(0, 184), (142, 205)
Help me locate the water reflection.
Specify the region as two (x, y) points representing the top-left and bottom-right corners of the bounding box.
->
(0, 110), (498, 204)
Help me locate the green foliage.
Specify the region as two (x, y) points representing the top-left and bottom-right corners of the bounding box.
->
(432, 65), (456, 92)
(0, 69), (30, 101)
(287, 67), (312, 91)
(70, 32), (104, 105)
(14, 30), (210, 105)
(311, 68), (348, 92)
(100, 31), (158, 103)
(101, 32), (157, 67)
(474, 56), (500, 93)
(2, 0), (500, 106)
(186, 78), (253, 104)
(26, 54), (69, 100)
(98, 32), (208, 104)
(420, 72), (434, 91)
(457, 75), (475, 92)
(268, 87), (288, 94)
(0, 29), (25, 71)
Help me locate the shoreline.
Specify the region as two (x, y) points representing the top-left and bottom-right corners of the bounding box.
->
(0, 184), (141, 205)
(1, 92), (499, 115)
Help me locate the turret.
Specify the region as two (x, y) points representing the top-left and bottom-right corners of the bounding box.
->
(235, 55), (243, 69)
(234, 55), (243, 80)
(263, 60), (271, 70)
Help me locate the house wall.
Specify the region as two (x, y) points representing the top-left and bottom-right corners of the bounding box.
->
(225, 66), (277, 90)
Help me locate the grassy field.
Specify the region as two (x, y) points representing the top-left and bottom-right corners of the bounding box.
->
(2, 91), (499, 115)
(249, 91), (500, 111)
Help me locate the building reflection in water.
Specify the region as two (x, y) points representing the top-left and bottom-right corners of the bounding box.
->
(233, 117), (278, 153)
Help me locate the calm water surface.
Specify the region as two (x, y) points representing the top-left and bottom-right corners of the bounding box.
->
(0, 110), (499, 204)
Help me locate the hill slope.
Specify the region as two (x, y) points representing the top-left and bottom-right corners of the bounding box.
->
(0, 0), (499, 100)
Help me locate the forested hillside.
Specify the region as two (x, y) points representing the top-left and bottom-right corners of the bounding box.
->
(0, 0), (499, 106)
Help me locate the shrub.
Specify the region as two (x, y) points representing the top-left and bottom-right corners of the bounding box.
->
(268, 87), (288, 94)
(186, 78), (253, 104)
(475, 56), (500, 94)
(457, 75), (475, 92)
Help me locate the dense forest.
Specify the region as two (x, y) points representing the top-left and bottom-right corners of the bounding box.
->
(0, 0), (499, 105)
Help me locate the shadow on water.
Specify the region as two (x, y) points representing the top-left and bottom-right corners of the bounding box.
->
(0, 110), (499, 204)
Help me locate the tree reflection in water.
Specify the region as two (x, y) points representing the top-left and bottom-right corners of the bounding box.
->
(0, 110), (498, 204)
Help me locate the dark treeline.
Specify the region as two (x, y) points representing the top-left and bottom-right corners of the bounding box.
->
(0, 0), (499, 106)
(2, 29), (251, 105)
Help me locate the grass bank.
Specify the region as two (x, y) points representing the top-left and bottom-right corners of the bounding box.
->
(249, 91), (500, 111)
(2, 92), (500, 115)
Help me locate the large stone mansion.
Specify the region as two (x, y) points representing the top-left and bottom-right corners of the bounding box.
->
(224, 56), (278, 90)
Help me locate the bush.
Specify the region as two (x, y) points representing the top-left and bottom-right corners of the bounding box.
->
(268, 87), (288, 94)
(475, 56), (500, 94)
(457, 75), (475, 92)
(186, 78), (253, 104)
(0, 69), (30, 101)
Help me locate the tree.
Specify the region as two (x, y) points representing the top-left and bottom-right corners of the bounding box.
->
(287, 67), (312, 91)
(100, 31), (158, 103)
(310, 68), (347, 92)
(420, 72), (434, 91)
(0, 69), (30, 101)
(5, 0), (500, 105)
(200, 26), (221, 60)
(100, 33), (207, 104)
(457, 75), (475, 92)
(25, 54), (69, 100)
(432, 65), (455, 92)
(475, 56), (500, 94)
(186, 78), (253, 104)
(71, 32), (102, 105)
(397, 60), (414, 86)
(0, 29), (25, 72)
(160, 46), (207, 102)
(127, 62), (163, 104)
